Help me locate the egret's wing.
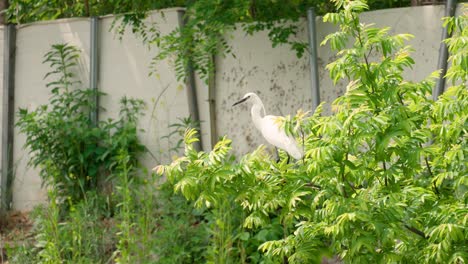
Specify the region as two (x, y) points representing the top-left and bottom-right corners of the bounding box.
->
(261, 116), (291, 148)
(261, 116), (303, 159)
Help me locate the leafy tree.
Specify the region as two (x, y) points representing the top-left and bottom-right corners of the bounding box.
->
(6, 0), (411, 24)
(157, 1), (467, 263)
(5, 0), (186, 23)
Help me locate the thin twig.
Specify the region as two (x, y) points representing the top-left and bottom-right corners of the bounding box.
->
(343, 126), (357, 194)
(304, 182), (322, 190)
(366, 45), (374, 60)
(383, 161), (388, 186)
(351, 13), (377, 94)
(397, 93), (438, 195)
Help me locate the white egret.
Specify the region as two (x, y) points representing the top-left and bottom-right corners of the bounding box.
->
(232, 92), (303, 160)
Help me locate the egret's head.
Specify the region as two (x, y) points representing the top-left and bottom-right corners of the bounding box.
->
(232, 92), (259, 107)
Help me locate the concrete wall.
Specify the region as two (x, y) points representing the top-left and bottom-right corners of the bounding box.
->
(99, 9), (189, 169)
(10, 9), (191, 210)
(2, 5), (459, 210)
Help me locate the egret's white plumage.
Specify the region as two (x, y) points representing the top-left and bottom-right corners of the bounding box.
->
(233, 92), (303, 160)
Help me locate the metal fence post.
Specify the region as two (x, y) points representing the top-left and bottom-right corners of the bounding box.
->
(307, 8), (321, 112)
(1, 24), (16, 213)
(176, 9), (203, 151)
(90, 16), (99, 126)
(433, 0), (457, 100)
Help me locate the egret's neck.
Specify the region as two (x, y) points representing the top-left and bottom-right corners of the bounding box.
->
(251, 103), (265, 131)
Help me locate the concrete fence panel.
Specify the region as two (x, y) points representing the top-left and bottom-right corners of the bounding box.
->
(13, 19), (91, 210)
(1, 5), (460, 210)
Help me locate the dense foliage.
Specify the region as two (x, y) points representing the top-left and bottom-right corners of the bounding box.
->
(6, 0), (411, 23)
(5, 0), (186, 23)
(157, 1), (468, 263)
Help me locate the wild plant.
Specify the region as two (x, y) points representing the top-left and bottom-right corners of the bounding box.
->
(162, 116), (201, 156)
(16, 43), (146, 204)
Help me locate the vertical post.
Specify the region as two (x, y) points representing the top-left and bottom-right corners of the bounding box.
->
(1, 24), (16, 213)
(90, 16), (99, 126)
(208, 55), (218, 147)
(176, 10), (203, 151)
(433, 0), (457, 100)
(307, 8), (320, 112)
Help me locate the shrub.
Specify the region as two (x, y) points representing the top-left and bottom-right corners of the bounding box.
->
(16, 43), (146, 204)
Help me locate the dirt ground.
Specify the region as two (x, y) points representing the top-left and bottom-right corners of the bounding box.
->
(0, 211), (33, 264)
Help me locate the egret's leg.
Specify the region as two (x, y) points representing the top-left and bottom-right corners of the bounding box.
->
(301, 127), (305, 165)
(275, 147), (280, 163)
(286, 153), (290, 164)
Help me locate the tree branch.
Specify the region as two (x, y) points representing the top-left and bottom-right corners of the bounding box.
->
(404, 224), (427, 239)
(84, 0), (90, 17)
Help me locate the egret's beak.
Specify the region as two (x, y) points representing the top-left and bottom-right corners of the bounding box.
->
(232, 97), (248, 107)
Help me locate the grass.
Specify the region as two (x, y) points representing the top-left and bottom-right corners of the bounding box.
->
(1, 174), (210, 264)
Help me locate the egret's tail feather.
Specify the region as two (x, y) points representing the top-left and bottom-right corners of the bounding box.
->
(288, 147), (303, 160)
(286, 140), (303, 160)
